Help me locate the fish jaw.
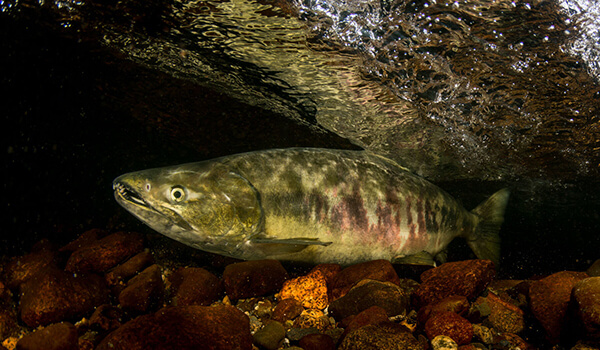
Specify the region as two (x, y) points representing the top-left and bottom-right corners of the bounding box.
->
(112, 174), (200, 244)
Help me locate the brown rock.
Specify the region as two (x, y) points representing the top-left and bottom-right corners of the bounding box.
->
(412, 260), (496, 308)
(472, 292), (524, 334)
(222, 260), (288, 300)
(65, 231), (144, 273)
(118, 264), (164, 313)
(16, 322), (78, 350)
(529, 270), (588, 343)
(96, 305), (252, 350)
(0, 303), (19, 340)
(338, 322), (424, 350)
(340, 306), (389, 342)
(169, 267), (222, 306)
(105, 250), (154, 286)
(279, 270), (328, 309)
(330, 260), (400, 301)
(329, 279), (409, 320)
(308, 264), (342, 286)
(0, 282), (18, 339)
(3, 249), (58, 290)
(60, 229), (106, 252)
(89, 304), (123, 332)
(299, 333), (336, 350)
(588, 259), (600, 277)
(418, 295), (470, 326)
(424, 311), (473, 345)
(19, 267), (109, 327)
(272, 298), (304, 323)
(572, 277), (600, 339)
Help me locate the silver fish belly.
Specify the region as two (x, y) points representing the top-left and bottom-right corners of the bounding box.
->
(113, 148), (509, 266)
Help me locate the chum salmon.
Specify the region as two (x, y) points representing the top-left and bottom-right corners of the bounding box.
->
(113, 148), (509, 266)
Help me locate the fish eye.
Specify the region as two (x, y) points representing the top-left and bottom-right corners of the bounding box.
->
(145, 183), (151, 192)
(170, 186), (187, 202)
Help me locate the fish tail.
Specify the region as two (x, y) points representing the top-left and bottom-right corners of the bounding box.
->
(467, 188), (510, 266)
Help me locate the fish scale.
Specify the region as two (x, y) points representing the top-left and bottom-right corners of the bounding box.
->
(113, 148), (509, 266)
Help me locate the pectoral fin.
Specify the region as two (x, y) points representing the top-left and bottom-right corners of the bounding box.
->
(392, 251), (437, 266)
(250, 237), (332, 256)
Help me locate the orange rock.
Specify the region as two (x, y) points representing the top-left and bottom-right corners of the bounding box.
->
(280, 270), (328, 309)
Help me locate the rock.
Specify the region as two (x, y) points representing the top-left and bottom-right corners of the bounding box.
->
(0, 284), (19, 340)
(572, 277), (600, 339)
(16, 322), (78, 350)
(118, 264), (164, 313)
(330, 260), (401, 301)
(293, 309), (331, 331)
(418, 295), (470, 326)
(472, 324), (494, 344)
(0, 304), (19, 340)
(431, 335), (458, 350)
(457, 344), (487, 350)
(340, 306), (389, 342)
(287, 327), (320, 342)
(222, 260), (288, 300)
(253, 320), (285, 350)
(472, 292), (524, 333)
(105, 250), (154, 285)
(59, 229), (106, 252)
(19, 267), (109, 327)
(570, 340), (600, 350)
(529, 270), (588, 343)
(329, 279), (409, 320)
(412, 260), (495, 308)
(65, 231), (144, 273)
(279, 270), (328, 309)
(308, 264), (342, 286)
(495, 332), (535, 350)
(89, 304), (123, 332)
(3, 249), (59, 290)
(338, 322), (424, 350)
(169, 267), (222, 306)
(96, 305), (252, 350)
(299, 333), (336, 350)
(424, 311), (473, 345)
(272, 298), (304, 323)
(588, 260), (600, 277)
(255, 299), (274, 319)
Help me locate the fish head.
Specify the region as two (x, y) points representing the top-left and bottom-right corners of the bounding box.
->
(113, 161), (263, 256)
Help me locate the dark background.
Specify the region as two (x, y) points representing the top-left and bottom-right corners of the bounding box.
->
(2, 14), (599, 278)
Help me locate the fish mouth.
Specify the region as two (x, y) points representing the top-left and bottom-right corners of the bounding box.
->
(113, 181), (150, 209)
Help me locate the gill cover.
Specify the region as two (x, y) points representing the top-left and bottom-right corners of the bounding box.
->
(186, 163), (264, 240)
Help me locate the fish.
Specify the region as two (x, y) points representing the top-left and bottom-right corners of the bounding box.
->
(113, 148), (509, 266)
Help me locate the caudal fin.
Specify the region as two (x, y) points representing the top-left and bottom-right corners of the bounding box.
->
(467, 189), (510, 266)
